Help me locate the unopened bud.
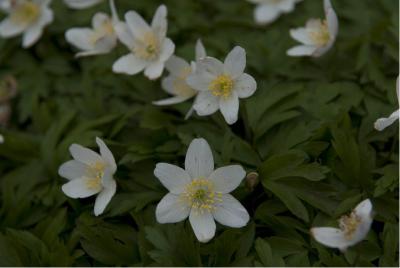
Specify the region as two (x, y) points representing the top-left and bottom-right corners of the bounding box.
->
(0, 75), (17, 103)
(245, 171), (259, 191)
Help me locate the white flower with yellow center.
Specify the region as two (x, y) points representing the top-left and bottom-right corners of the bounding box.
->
(287, 0), (338, 57)
(63, 0), (103, 9)
(153, 39), (207, 106)
(311, 199), (373, 252)
(374, 76), (399, 131)
(186, 46), (257, 125)
(112, 5), (175, 80)
(65, 0), (118, 57)
(247, 0), (302, 25)
(59, 137), (117, 216)
(0, 0), (53, 48)
(154, 138), (250, 243)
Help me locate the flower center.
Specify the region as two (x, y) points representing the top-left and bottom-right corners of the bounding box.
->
(173, 67), (195, 97)
(85, 162), (106, 190)
(181, 178), (222, 214)
(209, 75), (234, 98)
(90, 20), (115, 45)
(133, 32), (160, 61)
(10, 1), (40, 25)
(339, 212), (361, 240)
(308, 19), (330, 46)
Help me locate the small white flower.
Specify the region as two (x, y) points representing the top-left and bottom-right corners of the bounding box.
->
(0, 0), (11, 11)
(112, 4), (175, 80)
(0, 0), (53, 48)
(59, 137), (117, 216)
(65, 0), (118, 57)
(311, 199), (373, 252)
(374, 76), (399, 131)
(63, 0), (103, 9)
(154, 138), (250, 243)
(186, 46), (257, 125)
(287, 0), (338, 57)
(152, 39), (207, 107)
(247, 0), (302, 25)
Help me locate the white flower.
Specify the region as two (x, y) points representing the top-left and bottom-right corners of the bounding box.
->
(65, 0), (118, 57)
(374, 76), (399, 131)
(186, 46), (257, 125)
(287, 0), (338, 57)
(311, 199), (373, 252)
(0, 0), (11, 11)
(247, 0), (302, 25)
(152, 39), (207, 107)
(112, 4), (175, 80)
(63, 0), (103, 9)
(59, 137), (117, 216)
(0, 0), (53, 48)
(154, 138), (250, 243)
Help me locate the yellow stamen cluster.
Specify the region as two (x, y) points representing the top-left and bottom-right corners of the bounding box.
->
(209, 75), (234, 98)
(173, 67), (195, 97)
(133, 32), (160, 61)
(10, 1), (40, 25)
(308, 20), (330, 46)
(181, 179), (222, 214)
(339, 212), (361, 240)
(85, 162), (106, 190)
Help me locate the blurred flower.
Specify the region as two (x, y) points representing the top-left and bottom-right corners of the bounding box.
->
(0, 134), (4, 144)
(374, 76), (399, 131)
(0, 0), (53, 48)
(63, 0), (102, 9)
(0, 0), (11, 11)
(187, 46), (257, 125)
(65, 0), (118, 57)
(152, 39), (206, 110)
(59, 137), (117, 216)
(287, 0), (338, 57)
(112, 5), (175, 80)
(247, 0), (302, 25)
(154, 138), (250, 243)
(311, 199), (373, 252)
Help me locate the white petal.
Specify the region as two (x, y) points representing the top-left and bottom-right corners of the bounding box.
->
(65, 28), (94, 51)
(92, 12), (109, 29)
(69, 143), (103, 166)
(185, 138), (214, 179)
(159, 38), (175, 62)
(311, 227), (350, 250)
(374, 110), (399, 131)
(234, 73), (257, 98)
(112, 54), (147, 75)
(58, 160), (89, 180)
(64, 0), (103, 9)
(354, 199), (373, 219)
(0, 18), (25, 37)
(165, 55), (190, 76)
(189, 210), (215, 243)
(287, 45), (317, 56)
(154, 163), (191, 194)
(22, 25), (43, 48)
(254, 4), (280, 24)
(201, 57), (224, 76)
(62, 178), (101, 198)
(94, 179), (116, 216)
(125, 10), (151, 39)
(144, 61), (165, 80)
(186, 69), (215, 92)
(212, 194), (249, 228)
(193, 91), (219, 116)
(209, 165), (246, 193)
(151, 4), (167, 39)
(114, 21), (134, 49)
(325, 7), (338, 42)
(152, 96), (190, 106)
(161, 76), (176, 95)
(278, 0), (297, 12)
(195, 39), (207, 60)
(96, 137), (117, 173)
(75, 50), (108, 57)
(93, 35), (116, 52)
(224, 46), (246, 79)
(219, 91), (239, 125)
(156, 193), (190, 223)
(289, 27), (314, 45)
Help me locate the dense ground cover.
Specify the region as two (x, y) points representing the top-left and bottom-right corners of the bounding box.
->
(0, 0), (398, 266)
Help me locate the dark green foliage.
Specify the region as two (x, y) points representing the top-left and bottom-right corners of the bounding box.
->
(0, 0), (398, 266)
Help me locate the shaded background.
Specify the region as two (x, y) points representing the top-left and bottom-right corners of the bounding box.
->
(0, 0), (398, 266)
